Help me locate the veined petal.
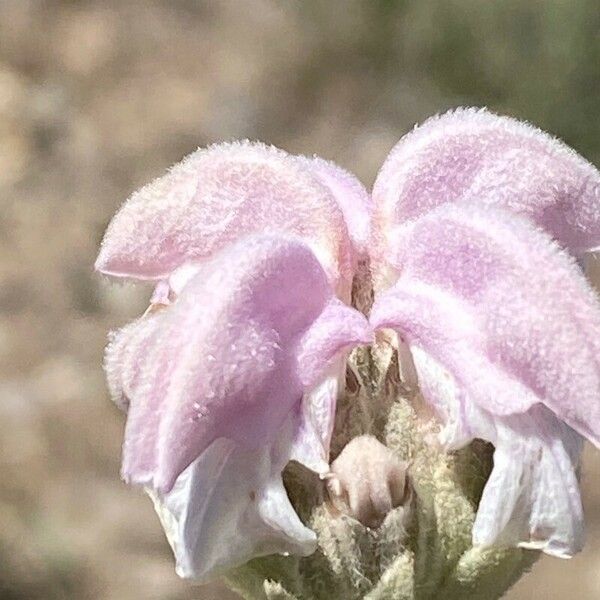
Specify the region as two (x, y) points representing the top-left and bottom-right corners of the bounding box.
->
(370, 204), (600, 447)
(372, 107), (600, 274)
(148, 411), (316, 581)
(95, 141), (357, 297)
(290, 364), (344, 473)
(107, 234), (371, 494)
(474, 406), (584, 558)
(411, 349), (584, 557)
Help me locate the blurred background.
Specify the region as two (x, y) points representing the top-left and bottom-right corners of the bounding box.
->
(1, 1), (599, 598)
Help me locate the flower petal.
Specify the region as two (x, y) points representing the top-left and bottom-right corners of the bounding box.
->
(411, 349), (584, 556)
(290, 297), (373, 470)
(372, 107), (600, 269)
(370, 204), (600, 447)
(296, 296), (373, 389)
(95, 141), (356, 296)
(107, 233), (371, 493)
(148, 411), (317, 581)
(296, 155), (372, 255)
(473, 406), (584, 558)
(289, 371), (340, 473)
(104, 310), (170, 413)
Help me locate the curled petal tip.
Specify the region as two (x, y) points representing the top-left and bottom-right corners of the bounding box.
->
(96, 141), (356, 294)
(296, 298), (373, 389)
(373, 106), (600, 270)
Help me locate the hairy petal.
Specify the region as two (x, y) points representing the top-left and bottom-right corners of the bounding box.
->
(372, 107), (600, 278)
(370, 204), (600, 446)
(106, 234), (371, 493)
(104, 234), (371, 578)
(148, 412), (317, 581)
(296, 297), (373, 389)
(412, 349), (584, 557)
(296, 155), (372, 256)
(290, 297), (372, 469)
(95, 141), (358, 296)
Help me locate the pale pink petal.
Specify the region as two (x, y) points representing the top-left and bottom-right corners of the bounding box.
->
(411, 349), (584, 556)
(105, 234), (371, 578)
(95, 141), (355, 297)
(370, 204), (600, 447)
(296, 155), (372, 255)
(108, 234), (371, 494)
(296, 296), (373, 389)
(148, 412), (316, 581)
(104, 310), (170, 414)
(372, 107), (600, 272)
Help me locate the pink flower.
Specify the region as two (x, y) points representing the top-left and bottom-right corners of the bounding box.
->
(97, 108), (600, 579)
(95, 141), (368, 300)
(370, 204), (598, 556)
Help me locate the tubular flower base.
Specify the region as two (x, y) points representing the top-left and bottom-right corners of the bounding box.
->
(97, 109), (600, 600)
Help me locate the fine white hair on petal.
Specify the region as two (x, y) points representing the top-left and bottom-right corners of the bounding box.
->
(371, 203), (600, 446)
(103, 232), (373, 579)
(95, 140), (361, 299)
(295, 154), (372, 256)
(371, 106), (600, 285)
(295, 296), (374, 389)
(369, 202), (600, 556)
(107, 233), (372, 494)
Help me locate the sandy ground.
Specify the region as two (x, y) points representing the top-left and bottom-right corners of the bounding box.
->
(1, 2), (600, 598)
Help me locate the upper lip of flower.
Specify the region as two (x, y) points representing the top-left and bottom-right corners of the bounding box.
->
(97, 106), (600, 577)
(94, 140), (373, 303)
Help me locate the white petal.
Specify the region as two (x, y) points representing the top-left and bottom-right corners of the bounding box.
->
(147, 413), (316, 581)
(411, 348), (585, 557)
(473, 406), (584, 558)
(289, 363), (344, 474)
